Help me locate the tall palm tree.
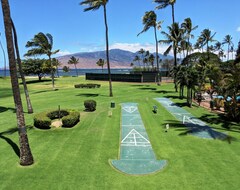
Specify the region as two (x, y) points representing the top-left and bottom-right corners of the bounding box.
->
(222, 34), (233, 61)
(25, 32), (59, 90)
(80, 0), (113, 97)
(133, 55), (140, 67)
(154, 0), (176, 24)
(198, 29), (216, 59)
(181, 17), (198, 57)
(214, 41), (224, 60)
(11, 19), (33, 114)
(68, 56), (79, 76)
(1, 0), (34, 166)
(96, 58), (105, 72)
(0, 32), (7, 77)
(138, 48), (145, 67)
(138, 11), (163, 85)
(160, 22), (183, 92)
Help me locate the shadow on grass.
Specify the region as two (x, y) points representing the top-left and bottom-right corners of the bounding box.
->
(0, 88), (13, 98)
(20, 79), (52, 84)
(0, 127), (20, 158)
(164, 120), (237, 144)
(0, 106), (16, 113)
(155, 90), (176, 94)
(0, 126), (34, 158)
(76, 93), (99, 97)
(138, 87), (157, 91)
(130, 85), (150, 87)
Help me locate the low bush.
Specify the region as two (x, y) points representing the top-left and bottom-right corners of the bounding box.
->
(84, 100), (97, 112)
(74, 84), (101, 88)
(62, 111), (80, 128)
(34, 109), (80, 129)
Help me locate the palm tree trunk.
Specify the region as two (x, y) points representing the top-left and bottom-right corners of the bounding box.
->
(74, 64), (78, 76)
(1, 0), (34, 166)
(103, 5), (113, 97)
(171, 4), (175, 24)
(154, 26), (161, 85)
(173, 44), (178, 92)
(11, 19), (33, 114)
(227, 44), (229, 61)
(48, 55), (55, 90)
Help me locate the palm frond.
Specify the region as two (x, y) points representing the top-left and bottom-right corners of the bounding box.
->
(164, 45), (172, 55)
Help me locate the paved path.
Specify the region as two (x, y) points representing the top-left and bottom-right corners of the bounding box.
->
(155, 98), (227, 139)
(111, 103), (166, 175)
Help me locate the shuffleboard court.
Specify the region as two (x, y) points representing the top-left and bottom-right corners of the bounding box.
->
(111, 103), (167, 175)
(155, 98), (227, 139)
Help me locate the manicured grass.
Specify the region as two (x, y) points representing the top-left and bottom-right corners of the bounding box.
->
(0, 77), (240, 190)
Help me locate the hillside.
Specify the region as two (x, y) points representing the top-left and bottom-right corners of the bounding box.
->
(57, 49), (172, 69)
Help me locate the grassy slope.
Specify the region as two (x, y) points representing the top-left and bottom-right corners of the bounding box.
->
(0, 77), (240, 190)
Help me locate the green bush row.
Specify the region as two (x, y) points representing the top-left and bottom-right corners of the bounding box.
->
(74, 84), (101, 88)
(34, 109), (80, 129)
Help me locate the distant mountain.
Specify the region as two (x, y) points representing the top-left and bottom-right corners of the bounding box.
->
(57, 49), (173, 69)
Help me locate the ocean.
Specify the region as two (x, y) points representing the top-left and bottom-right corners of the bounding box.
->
(0, 68), (132, 77)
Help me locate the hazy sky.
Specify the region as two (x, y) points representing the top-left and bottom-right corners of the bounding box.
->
(0, 0), (239, 67)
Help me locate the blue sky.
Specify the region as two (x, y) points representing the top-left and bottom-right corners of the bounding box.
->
(0, 0), (240, 67)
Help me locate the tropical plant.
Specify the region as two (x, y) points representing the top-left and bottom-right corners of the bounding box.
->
(25, 32), (59, 90)
(133, 55), (140, 67)
(154, 0), (176, 24)
(138, 11), (163, 85)
(181, 17), (198, 57)
(68, 56), (79, 76)
(96, 58), (105, 72)
(62, 65), (70, 73)
(11, 19), (33, 113)
(1, 0), (34, 166)
(222, 34), (233, 61)
(52, 58), (61, 77)
(80, 0), (113, 97)
(138, 48), (145, 67)
(160, 22), (183, 91)
(214, 41), (225, 60)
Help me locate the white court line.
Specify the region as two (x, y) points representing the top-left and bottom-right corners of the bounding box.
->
(121, 129), (150, 147)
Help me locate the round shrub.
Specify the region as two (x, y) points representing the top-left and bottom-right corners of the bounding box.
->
(84, 100), (97, 112)
(34, 109), (80, 129)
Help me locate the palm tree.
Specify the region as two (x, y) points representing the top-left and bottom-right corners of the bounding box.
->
(214, 41), (224, 60)
(11, 19), (33, 114)
(96, 58), (105, 72)
(52, 58), (61, 78)
(148, 54), (155, 69)
(181, 17), (198, 57)
(0, 32), (7, 77)
(68, 56), (79, 76)
(154, 0), (176, 24)
(80, 0), (113, 97)
(133, 55), (141, 67)
(138, 11), (163, 85)
(138, 48), (145, 67)
(160, 22), (183, 91)
(222, 34), (233, 61)
(25, 32), (59, 90)
(198, 29), (216, 59)
(1, 0), (34, 166)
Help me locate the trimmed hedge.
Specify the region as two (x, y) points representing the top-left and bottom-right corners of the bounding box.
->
(84, 100), (97, 112)
(74, 84), (101, 88)
(34, 109), (80, 129)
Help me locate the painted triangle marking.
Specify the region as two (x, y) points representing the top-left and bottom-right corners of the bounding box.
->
(122, 106), (137, 113)
(121, 129), (150, 146)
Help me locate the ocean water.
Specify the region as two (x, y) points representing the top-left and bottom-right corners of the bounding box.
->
(0, 68), (132, 77)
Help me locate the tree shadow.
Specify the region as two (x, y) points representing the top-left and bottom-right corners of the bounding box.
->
(138, 87), (157, 91)
(164, 95), (181, 99)
(0, 88), (13, 98)
(0, 127), (20, 158)
(0, 106), (16, 113)
(155, 90), (176, 94)
(76, 93), (99, 97)
(21, 79), (52, 84)
(164, 120), (237, 143)
(130, 85), (150, 87)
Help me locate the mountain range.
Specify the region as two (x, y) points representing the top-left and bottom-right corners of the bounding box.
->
(57, 49), (173, 69)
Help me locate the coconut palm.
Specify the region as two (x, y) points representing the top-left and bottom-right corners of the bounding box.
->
(181, 17), (198, 57)
(1, 0), (34, 166)
(0, 32), (7, 77)
(68, 56), (79, 76)
(138, 48), (145, 67)
(222, 34), (233, 61)
(198, 29), (216, 58)
(154, 0), (176, 24)
(80, 0), (113, 97)
(11, 19), (33, 114)
(133, 55), (141, 67)
(96, 58), (105, 72)
(160, 22), (182, 91)
(52, 58), (61, 77)
(25, 32), (59, 90)
(138, 11), (163, 85)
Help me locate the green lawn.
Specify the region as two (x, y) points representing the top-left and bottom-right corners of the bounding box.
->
(0, 76), (240, 190)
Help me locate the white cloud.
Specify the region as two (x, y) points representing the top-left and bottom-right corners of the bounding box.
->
(56, 50), (72, 56)
(109, 42), (170, 55)
(237, 27), (240, 32)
